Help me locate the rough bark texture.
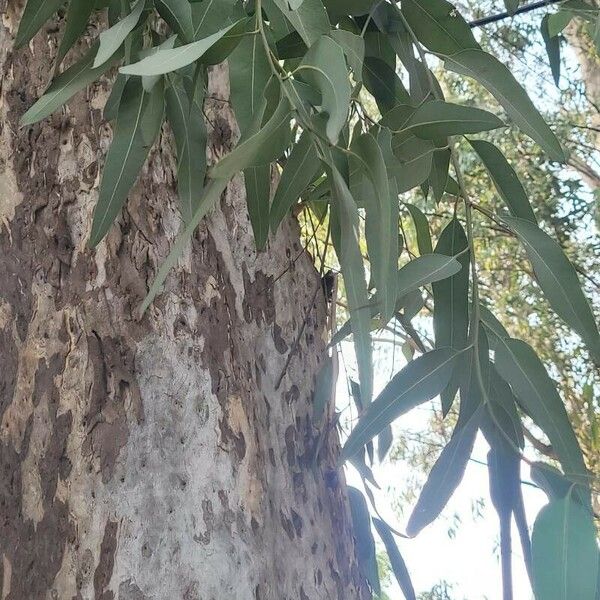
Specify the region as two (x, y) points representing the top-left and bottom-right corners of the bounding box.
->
(0, 5), (369, 599)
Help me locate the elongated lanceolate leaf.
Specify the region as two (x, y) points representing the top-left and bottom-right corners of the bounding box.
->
(469, 139), (536, 222)
(329, 30), (365, 81)
(406, 408), (480, 536)
(94, 0), (145, 68)
(165, 83), (207, 223)
(15, 0), (65, 48)
(120, 21), (241, 76)
(270, 131), (321, 231)
(55, 0), (96, 68)
(343, 348), (459, 459)
(90, 78), (164, 246)
(494, 337), (590, 494)
(502, 216), (600, 362)
(155, 0), (195, 43)
(21, 42), (123, 126)
(271, 0), (330, 46)
(444, 49), (566, 162)
(244, 165), (271, 250)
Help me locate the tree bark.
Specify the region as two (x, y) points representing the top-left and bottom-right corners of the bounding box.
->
(0, 5), (368, 599)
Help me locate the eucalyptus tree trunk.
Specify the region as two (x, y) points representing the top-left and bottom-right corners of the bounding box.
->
(0, 5), (368, 599)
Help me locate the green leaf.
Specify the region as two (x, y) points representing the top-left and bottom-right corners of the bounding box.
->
(93, 0), (145, 68)
(532, 493), (599, 600)
(547, 11), (574, 37)
(55, 0), (96, 68)
(406, 204), (433, 255)
(541, 15), (561, 86)
(297, 35), (351, 144)
(155, 0), (195, 43)
(348, 488), (381, 596)
(378, 426), (394, 463)
(328, 165), (373, 406)
(363, 57), (411, 114)
(244, 165), (271, 250)
(502, 216), (600, 362)
(229, 32), (271, 136)
(432, 218), (469, 352)
(329, 29), (365, 81)
(494, 337), (589, 493)
(15, 0), (66, 48)
(372, 518), (416, 600)
(469, 139), (536, 222)
(165, 82), (207, 223)
(270, 131), (321, 231)
(352, 132), (397, 324)
(191, 0), (237, 40)
(21, 42), (123, 126)
(342, 348), (459, 459)
(89, 77), (164, 246)
(406, 408), (480, 536)
(210, 92), (291, 179)
(403, 100), (504, 139)
(444, 49), (566, 162)
(429, 148), (450, 202)
(271, 0), (331, 46)
(120, 21), (241, 76)
(400, 0), (479, 55)
(324, 0), (377, 15)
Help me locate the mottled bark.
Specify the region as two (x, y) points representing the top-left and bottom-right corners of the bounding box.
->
(0, 5), (368, 599)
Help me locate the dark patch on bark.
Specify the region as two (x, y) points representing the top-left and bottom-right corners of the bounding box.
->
(118, 579), (149, 600)
(94, 519), (118, 600)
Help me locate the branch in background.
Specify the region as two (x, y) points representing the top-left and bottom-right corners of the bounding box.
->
(469, 0), (564, 28)
(523, 427), (556, 458)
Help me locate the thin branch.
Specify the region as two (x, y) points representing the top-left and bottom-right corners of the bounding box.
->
(469, 0), (564, 28)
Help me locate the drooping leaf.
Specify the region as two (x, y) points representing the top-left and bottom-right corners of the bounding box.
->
(469, 139), (536, 222)
(297, 35), (351, 144)
(429, 148), (450, 203)
(191, 0), (237, 39)
(329, 29), (365, 81)
(90, 77), (165, 246)
(342, 348), (459, 459)
(532, 493), (599, 600)
(328, 164), (373, 406)
(541, 14), (561, 86)
(373, 518), (416, 600)
(348, 487), (381, 596)
(15, 0), (66, 48)
(406, 204), (433, 255)
(94, 0), (146, 68)
(504, 0), (520, 15)
(165, 81), (208, 223)
(324, 0), (377, 16)
(406, 408), (480, 536)
(444, 49), (566, 162)
(245, 165), (271, 250)
(352, 132), (397, 324)
(21, 42), (123, 126)
(493, 337), (589, 494)
(432, 218), (469, 412)
(403, 100), (504, 139)
(502, 216), (600, 362)
(363, 57), (411, 114)
(531, 462), (576, 501)
(155, 0), (195, 43)
(210, 92), (291, 179)
(271, 0), (331, 46)
(120, 21), (242, 76)
(270, 131), (321, 231)
(400, 0), (479, 55)
(229, 32), (271, 136)
(55, 0), (96, 68)
(378, 425), (393, 463)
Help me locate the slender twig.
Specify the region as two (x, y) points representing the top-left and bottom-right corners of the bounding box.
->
(469, 0), (564, 28)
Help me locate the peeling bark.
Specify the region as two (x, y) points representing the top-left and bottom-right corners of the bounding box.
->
(0, 5), (368, 599)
